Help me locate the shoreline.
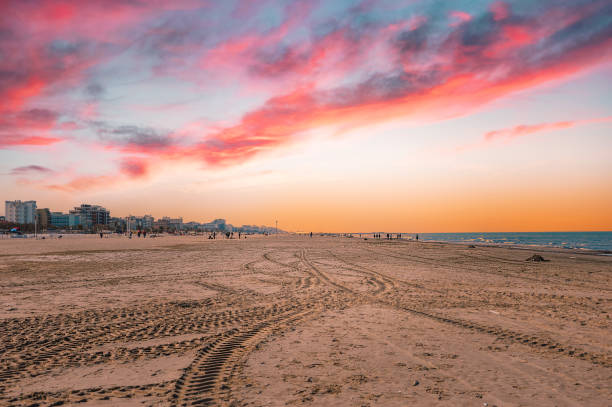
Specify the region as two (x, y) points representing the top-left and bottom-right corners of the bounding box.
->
(414, 239), (612, 256)
(1, 231), (611, 255)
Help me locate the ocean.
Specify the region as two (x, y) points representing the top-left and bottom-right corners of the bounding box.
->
(414, 231), (612, 252)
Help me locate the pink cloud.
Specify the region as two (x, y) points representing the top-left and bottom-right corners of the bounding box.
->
(484, 117), (612, 141)
(0, 135), (65, 148)
(449, 11), (472, 26)
(45, 157), (150, 192)
(490, 1), (510, 21)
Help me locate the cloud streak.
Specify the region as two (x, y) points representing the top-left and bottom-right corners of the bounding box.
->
(0, 135), (64, 148)
(10, 165), (54, 175)
(484, 117), (612, 141)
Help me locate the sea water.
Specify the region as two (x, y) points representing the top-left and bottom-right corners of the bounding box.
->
(414, 231), (612, 252)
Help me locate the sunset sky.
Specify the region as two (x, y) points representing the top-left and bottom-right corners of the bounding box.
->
(1, 0), (611, 232)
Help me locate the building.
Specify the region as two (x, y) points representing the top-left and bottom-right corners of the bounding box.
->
(126, 215), (154, 231)
(36, 208), (51, 227)
(50, 212), (69, 228)
(108, 217), (126, 232)
(167, 217), (183, 230)
(51, 212), (81, 228)
(142, 215), (154, 230)
(155, 216), (183, 231)
(5, 200), (37, 224)
(202, 218), (228, 231)
(184, 221), (202, 231)
(70, 204), (109, 228)
(69, 213), (81, 227)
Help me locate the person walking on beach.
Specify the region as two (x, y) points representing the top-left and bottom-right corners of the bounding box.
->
(100, 232), (103, 239)
(416, 234), (419, 241)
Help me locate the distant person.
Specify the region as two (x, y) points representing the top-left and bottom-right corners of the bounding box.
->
(143, 231), (147, 238)
(137, 231), (141, 238)
(100, 232), (103, 239)
(238, 232), (241, 239)
(416, 234), (419, 241)
(310, 232), (313, 238)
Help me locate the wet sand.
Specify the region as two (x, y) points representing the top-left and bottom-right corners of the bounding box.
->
(0, 235), (610, 406)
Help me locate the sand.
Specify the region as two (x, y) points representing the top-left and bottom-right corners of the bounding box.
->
(0, 235), (610, 406)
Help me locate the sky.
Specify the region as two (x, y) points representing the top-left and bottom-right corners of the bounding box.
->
(1, 0), (611, 232)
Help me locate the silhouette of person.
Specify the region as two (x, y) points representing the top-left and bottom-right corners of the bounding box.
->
(416, 234), (419, 241)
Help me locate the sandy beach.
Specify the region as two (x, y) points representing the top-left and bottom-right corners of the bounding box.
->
(0, 235), (610, 406)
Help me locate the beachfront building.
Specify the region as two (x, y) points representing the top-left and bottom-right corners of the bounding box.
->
(69, 213), (81, 227)
(127, 214), (155, 231)
(108, 217), (126, 232)
(50, 212), (81, 228)
(154, 216), (183, 231)
(50, 212), (69, 228)
(70, 204), (109, 229)
(140, 215), (155, 230)
(164, 217), (183, 230)
(143, 215), (154, 230)
(5, 200), (37, 224)
(202, 218), (229, 232)
(36, 208), (51, 227)
(184, 221), (202, 231)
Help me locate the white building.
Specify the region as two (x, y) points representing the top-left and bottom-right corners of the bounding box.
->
(128, 214), (155, 230)
(5, 200), (37, 224)
(142, 215), (154, 229)
(70, 204), (109, 228)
